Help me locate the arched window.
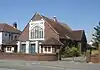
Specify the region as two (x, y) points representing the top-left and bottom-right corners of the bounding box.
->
(31, 26), (43, 39)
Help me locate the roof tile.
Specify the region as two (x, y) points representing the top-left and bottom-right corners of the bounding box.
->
(41, 37), (64, 46)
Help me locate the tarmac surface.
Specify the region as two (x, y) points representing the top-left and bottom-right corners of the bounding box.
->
(0, 59), (99, 70)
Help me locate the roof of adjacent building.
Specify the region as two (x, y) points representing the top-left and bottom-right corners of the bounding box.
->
(4, 40), (17, 46)
(18, 12), (86, 42)
(0, 23), (21, 34)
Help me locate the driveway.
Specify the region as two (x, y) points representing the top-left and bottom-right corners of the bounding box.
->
(0, 59), (99, 70)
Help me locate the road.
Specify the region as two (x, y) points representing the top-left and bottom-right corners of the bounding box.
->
(0, 60), (99, 70)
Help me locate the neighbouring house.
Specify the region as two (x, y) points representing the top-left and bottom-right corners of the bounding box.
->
(17, 12), (87, 55)
(0, 23), (21, 53)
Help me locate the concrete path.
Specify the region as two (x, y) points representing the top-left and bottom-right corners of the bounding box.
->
(0, 59), (99, 70)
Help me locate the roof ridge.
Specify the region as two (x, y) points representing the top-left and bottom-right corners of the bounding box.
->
(41, 15), (57, 23)
(20, 12), (39, 37)
(41, 15), (74, 39)
(0, 23), (21, 34)
(41, 15), (59, 34)
(59, 23), (72, 31)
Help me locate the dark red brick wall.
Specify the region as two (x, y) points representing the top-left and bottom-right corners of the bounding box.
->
(87, 54), (100, 63)
(0, 53), (57, 61)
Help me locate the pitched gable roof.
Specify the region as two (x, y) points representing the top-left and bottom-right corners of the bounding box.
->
(31, 12), (43, 21)
(59, 23), (72, 31)
(0, 23), (21, 34)
(5, 40), (17, 45)
(72, 30), (83, 41)
(18, 13), (43, 41)
(18, 12), (86, 41)
(18, 24), (29, 41)
(41, 15), (73, 39)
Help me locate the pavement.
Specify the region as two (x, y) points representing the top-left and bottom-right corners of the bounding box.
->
(0, 59), (99, 70)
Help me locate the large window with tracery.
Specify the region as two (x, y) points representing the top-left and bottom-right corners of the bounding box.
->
(31, 26), (44, 39)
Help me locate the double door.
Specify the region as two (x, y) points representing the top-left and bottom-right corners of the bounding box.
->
(29, 44), (35, 54)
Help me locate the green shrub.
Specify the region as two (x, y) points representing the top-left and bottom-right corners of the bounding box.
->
(70, 47), (80, 57)
(61, 46), (80, 57)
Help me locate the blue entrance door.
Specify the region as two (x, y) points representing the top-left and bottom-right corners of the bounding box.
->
(29, 44), (35, 54)
(20, 44), (26, 53)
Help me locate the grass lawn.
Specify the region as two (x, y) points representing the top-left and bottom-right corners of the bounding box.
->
(92, 50), (99, 55)
(87, 49), (99, 55)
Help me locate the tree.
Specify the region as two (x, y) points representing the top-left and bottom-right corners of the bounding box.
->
(92, 22), (100, 49)
(93, 22), (100, 43)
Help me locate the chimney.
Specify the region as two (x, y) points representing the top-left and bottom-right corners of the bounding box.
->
(53, 16), (57, 22)
(13, 22), (17, 29)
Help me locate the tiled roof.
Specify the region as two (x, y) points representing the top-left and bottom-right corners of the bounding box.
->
(0, 23), (21, 34)
(18, 13), (43, 41)
(59, 23), (72, 31)
(4, 40), (17, 45)
(18, 13), (86, 41)
(72, 30), (83, 41)
(41, 15), (73, 39)
(18, 24), (29, 41)
(41, 37), (64, 46)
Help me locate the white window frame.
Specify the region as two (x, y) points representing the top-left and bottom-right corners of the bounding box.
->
(6, 47), (14, 53)
(29, 20), (45, 41)
(31, 26), (43, 39)
(43, 46), (52, 53)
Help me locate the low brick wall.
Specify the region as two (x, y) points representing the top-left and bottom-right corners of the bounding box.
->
(90, 54), (100, 63)
(0, 53), (57, 61)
